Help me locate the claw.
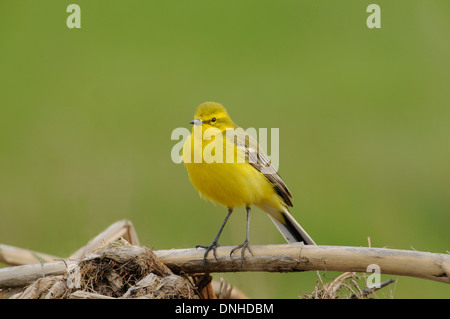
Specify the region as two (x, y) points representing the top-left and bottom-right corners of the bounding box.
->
(196, 241), (220, 271)
(230, 239), (253, 266)
(195, 208), (233, 271)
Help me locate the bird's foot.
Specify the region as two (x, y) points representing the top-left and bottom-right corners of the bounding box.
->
(196, 241), (220, 270)
(230, 239), (253, 267)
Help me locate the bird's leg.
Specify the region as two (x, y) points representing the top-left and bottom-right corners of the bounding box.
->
(196, 207), (233, 270)
(230, 205), (254, 266)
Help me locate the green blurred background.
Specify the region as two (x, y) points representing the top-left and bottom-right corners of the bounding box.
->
(0, 0), (449, 298)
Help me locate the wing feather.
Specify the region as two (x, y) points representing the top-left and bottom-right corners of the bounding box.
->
(227, 127), (293, 207)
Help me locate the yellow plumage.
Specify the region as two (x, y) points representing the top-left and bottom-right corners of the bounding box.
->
(183, 131), (278, 212)
(182, 102), (315, 266)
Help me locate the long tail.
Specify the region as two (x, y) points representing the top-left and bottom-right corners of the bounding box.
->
(267, 207), (316, 245)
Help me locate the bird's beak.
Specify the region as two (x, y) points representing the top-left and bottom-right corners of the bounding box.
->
(189, 118), (202, 125)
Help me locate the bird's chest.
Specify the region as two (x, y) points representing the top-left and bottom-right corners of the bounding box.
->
(182, 132), (266, 207)
(185, 160), (264, 208)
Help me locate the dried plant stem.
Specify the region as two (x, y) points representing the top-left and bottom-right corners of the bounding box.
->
(154, 243), (450, 284)
(0, 244), (61, 266)
(1, 243), (448, 288)
(1, 220), (448, 299)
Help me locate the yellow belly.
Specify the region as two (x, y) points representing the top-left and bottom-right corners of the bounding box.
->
(185, 161), (273, 207)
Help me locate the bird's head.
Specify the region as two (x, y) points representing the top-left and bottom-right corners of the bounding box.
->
(190, 102), (235, 132)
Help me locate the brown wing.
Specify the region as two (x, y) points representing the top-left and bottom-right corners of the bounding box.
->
(227, 127), (293, 207)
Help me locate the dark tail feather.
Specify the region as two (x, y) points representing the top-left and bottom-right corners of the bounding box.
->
(268, 208), (316, 245)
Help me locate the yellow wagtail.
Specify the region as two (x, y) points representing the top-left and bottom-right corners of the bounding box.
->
(182, 102), (315, 266)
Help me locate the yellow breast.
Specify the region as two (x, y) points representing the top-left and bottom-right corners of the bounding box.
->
(182, 131), (276, 208)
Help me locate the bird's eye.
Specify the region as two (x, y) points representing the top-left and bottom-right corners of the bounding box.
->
(211, 117), (216, 122)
